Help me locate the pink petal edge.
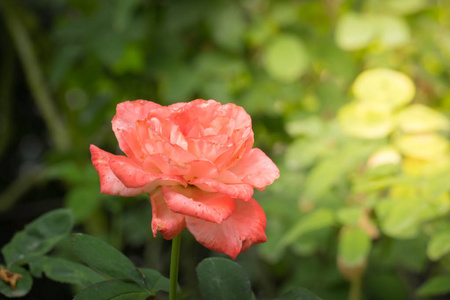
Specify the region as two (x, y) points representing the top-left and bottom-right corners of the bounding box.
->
(229, 148), (280, 190)
(186, 198), (267, 259)
(90, 144), (153, 197)
(162, 186), (236, 224)
(149, 188), (186, 240)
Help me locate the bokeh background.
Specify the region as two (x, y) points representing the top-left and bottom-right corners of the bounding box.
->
(1, 0), (450, 299)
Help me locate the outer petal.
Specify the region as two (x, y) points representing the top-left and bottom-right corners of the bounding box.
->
(186, 198), (267, 259)
(190, 178), (253, 201)
(228, 148), (280, 190)
(90, 145), (155, 197)
(112, 100), (162, 159)
(149, 189), (185, 239)
(162, 186), (236, 224)
(109, 155), (187, 190)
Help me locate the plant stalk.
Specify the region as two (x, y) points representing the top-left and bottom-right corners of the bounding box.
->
(349, 276), (362, 300)
(169, 234), (181, 300)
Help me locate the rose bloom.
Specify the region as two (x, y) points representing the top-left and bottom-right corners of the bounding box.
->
(90, 99), (280, 258)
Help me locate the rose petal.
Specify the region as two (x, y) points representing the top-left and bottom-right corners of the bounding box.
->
(142, 155), (219, 180)
(90, 145), (152, 196)
(149, 188), (185, 239)
(109, 155), (187, 190)
(186, 198), (267, 259)
(229, 148), (280, 190)
(135, 120), (197, 164)
(112, 100), (161, 159)
(162, 186), (236, 224)
(190, 178), (253, 201)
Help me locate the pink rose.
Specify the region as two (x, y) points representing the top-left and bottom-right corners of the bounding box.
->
(90, 99), (280, 259)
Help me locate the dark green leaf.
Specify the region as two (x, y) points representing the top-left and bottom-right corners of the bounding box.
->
(197, 257), (252, 300)
(0, 266), (33, 298)
(72, 234), (144, 285)
(138, 268), (170, 295)
(2, 209), (74, 266)
(274, 287), (322, 300)
(33, 256), (105, 287)
(74, 279), (148, 300)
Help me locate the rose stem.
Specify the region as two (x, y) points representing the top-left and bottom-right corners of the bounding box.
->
(169, 234), (181, 300)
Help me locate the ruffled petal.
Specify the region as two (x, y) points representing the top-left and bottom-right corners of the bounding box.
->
(228, 148), (280, 190)
(108, 155), (187, 190)
(162, 186), (236, 224)
(149, 188), (185, 239)
(90, 145), (152, 196)
(186, 198), (267, 259)
(190, 178), (253, 201)
(112, 100), (161, 159)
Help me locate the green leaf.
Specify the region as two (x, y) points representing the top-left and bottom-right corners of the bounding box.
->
(263, 34), (309, 83)
(0, 266), (33, 298)
(72, 234), (144, 285)
(416, 275), (450, 296)
(375, 15), (411, 49)
(208, 3), (245, 52)
(65, 186), (102, 222)
(138, 268), (170, 295)
(427, 229), (450, 261)
(197, 257), (252, 300)
(351, 68), (415, 109)
(1, 209), (74, 266)
(338, 227), (371, 267)
(274, 287), (322, 300)
(303, 142), (377, 199)
(74, 279), (148, 300)
(378, 198), (423, 239)
(335, 13), (376, 50)
(277, 209), (334, 252)
(30, 256), (105, 287)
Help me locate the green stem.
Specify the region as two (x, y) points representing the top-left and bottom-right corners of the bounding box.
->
(169, 234), (181, 300)
(349, 277), (362, 300)
(0, 1), (70, 151)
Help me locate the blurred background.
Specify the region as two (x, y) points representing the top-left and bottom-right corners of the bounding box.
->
(0, 0), (450, 299)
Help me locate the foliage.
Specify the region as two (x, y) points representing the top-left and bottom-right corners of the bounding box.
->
(1, 0), (450, 299)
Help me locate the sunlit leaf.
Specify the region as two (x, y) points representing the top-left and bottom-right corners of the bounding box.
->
(335, 13), (376, 50)
(338, 101), (394, 139)
(394, 133), (449, 160)
(427, 229), (450, 261)
(375, 15), (411, 49)
(397, 104), (450, 133)
(416, 275), (450, 296)
(263, 34), (309, 83)
(338, 227), (371, 267)
(277, 209), (334, 252)
(377, 198), (423, 238)
(351, 68), (415, 108)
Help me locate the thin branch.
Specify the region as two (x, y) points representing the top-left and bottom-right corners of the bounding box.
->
(0, 1), (70, 151)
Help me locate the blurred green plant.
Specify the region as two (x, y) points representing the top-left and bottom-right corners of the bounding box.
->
(1, 0), (450, 299)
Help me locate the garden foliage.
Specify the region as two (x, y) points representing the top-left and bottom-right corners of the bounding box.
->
(0, 0), (449, 299)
